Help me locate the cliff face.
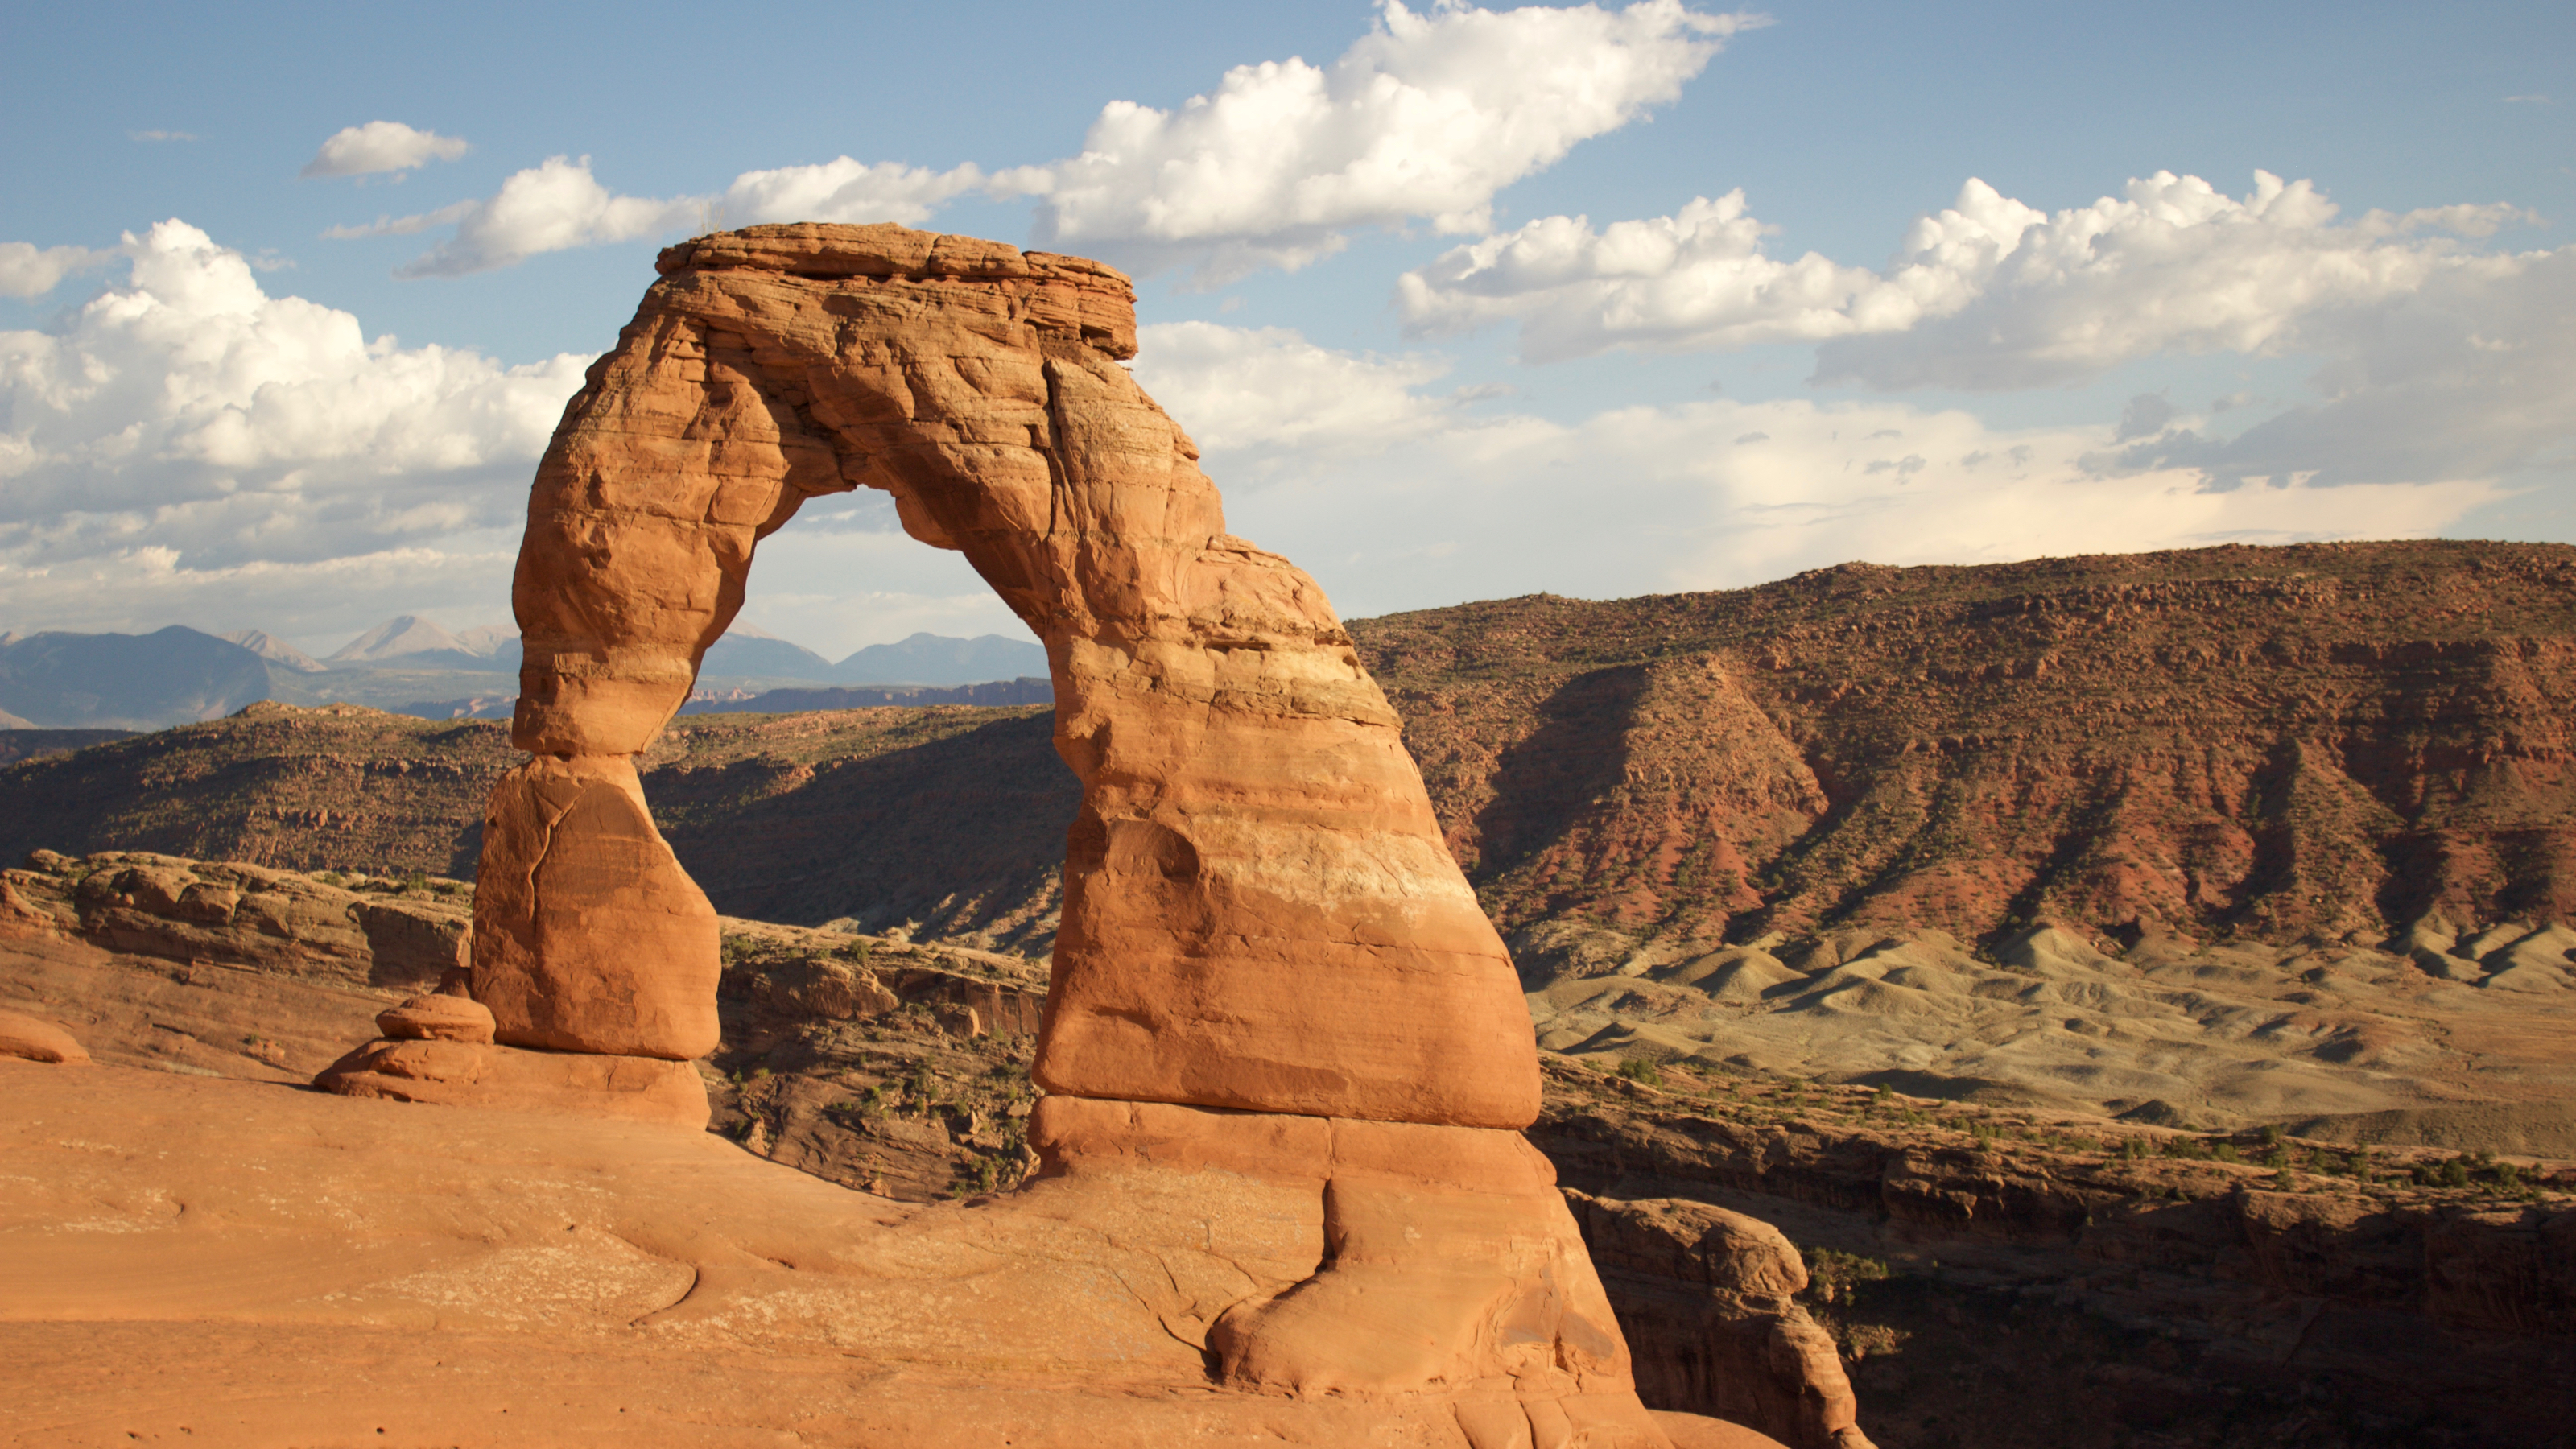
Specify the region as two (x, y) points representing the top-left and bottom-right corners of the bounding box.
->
(1356, 541), (2576, 950)
(1534, 1062), (2576, 1449)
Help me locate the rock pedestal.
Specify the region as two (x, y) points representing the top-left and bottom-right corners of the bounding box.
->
(316, 222), (1665, 1439)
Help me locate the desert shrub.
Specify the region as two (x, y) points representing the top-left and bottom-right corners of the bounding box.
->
(1616, 1057), (1663, 1087)
(1805, 1248), (1893, 1304)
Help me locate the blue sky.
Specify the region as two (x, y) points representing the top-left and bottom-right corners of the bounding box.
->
(5, 1), (2570, 655)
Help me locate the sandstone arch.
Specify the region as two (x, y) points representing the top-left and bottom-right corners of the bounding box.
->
(480, 223), (1538, 1129)
(323, 225), (1680, 1439)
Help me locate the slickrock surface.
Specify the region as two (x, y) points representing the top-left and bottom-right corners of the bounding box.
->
(16, 902), (2574, 1447)
(314, 1036), (713, 1128)
(3, 1060), (1750, 1448)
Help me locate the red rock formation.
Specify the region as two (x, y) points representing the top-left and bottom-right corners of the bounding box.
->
(0, 1008), (89, 1064)
(483, 223), (1534, 1126)
(1565, 1191), (1873, 1449)
(313, 223), (1650, 1435)
(1359, 543), (2576, 949)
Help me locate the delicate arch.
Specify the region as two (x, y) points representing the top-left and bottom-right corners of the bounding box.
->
(475, 224), (1538, 1129)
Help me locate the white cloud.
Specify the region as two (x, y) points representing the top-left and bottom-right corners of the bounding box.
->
(1142, 322), (2509, 619)
(322, 200), (477, 241)
(386, 156), (696, 276)
(362, 155), (995, 275)
(1399, 171), (2539, 381)
(1395, 188), (1901, 361)
(2088, 246), (2576, 489)
(129, 130), (197, 143)
(346, 2), (1755, 282)
(1817, 171), (2533, 390)
(0, 221), (588, 630)
(720, 157), (994, 228)
(0, 242), (119, 299)
(1026, 0), (1759, 280)
(1128, 321), (1460, 452)
(301, 121), (470, 179)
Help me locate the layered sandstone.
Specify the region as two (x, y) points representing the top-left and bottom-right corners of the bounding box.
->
(316, 224), (1653, 1435)
(481, 222), (1533, 1125)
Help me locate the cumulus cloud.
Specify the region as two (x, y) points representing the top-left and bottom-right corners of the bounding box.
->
(378, 156), (696, 276)
(1129, 321), (1462, 452)
(1396, 189), (1899, 360)
(0, 221), (588, 629)
(345, 2), (1753, 281)
(1400, 171), (2539, 379)
(1139, 322), (2508, 618)
(1816, 171), (2533, 390)
(355, 155), (995, 275)
(301, 121), (470, 179)
(0, 242), (119, 299)
(720, 157), (995, 228)
(1026, 0), (1758, 280)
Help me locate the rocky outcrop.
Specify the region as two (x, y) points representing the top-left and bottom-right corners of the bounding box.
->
(1566, 1191), (1872, 1449)
(486, 222), (1534, 1125)
(0, 1007), (89, 1064)
(2, 848), (469, 990)
(313, 1035), (710, 1127)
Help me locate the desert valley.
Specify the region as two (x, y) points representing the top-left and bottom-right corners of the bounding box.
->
(4, 221), (2572, 1449)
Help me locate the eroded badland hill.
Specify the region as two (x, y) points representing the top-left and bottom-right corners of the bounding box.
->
(1366, 539), (2576, 951)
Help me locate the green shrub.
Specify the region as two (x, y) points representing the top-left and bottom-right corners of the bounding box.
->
(1616, 1057), (1664, 1087)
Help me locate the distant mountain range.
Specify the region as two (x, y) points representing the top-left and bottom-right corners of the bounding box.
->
(0, 616), (1048, 729)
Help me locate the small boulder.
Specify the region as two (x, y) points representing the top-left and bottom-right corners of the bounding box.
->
(376, 994), (498, 1044)
(0, 1009), (93, 1065)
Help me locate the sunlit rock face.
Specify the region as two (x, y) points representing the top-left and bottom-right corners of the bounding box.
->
(488, 221), (1538, 1129)
(406, 224), (1674, 1439)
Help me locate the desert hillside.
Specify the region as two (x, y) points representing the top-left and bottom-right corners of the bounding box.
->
(1364, 539), (2576, 950)
(7, 541), (2568, 967)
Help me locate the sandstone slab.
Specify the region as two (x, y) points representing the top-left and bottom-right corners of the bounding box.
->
(0, 1007), (88, 1064)
(375, 992), (497, 1042)
(314, 1037), (709, 1129)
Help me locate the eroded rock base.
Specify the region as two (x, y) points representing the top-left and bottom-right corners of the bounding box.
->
(314, 1037), (710, 1129)
(1032, 1095), (1667, 1441)
(4, 1064), (1745, 1448)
